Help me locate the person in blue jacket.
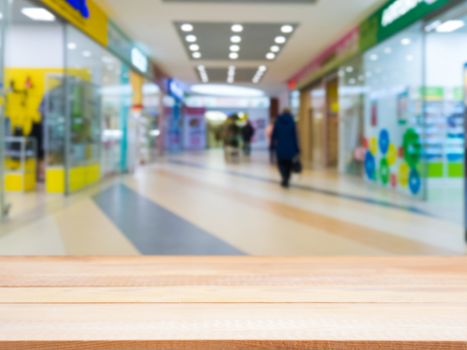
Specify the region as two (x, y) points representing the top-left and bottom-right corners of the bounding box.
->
(271, 108), (300, 188)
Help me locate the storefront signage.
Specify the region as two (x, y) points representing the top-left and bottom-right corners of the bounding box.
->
(360, 0), (449, 51)
(167, 79), (185, 101)
(65, 0), (89, 19)
(131, 48), (148, 73)
(41, 0), (108, 46)
(381, 0), (439, 27)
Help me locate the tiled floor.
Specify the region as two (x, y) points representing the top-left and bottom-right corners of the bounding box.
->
(0, 150), (465, 256)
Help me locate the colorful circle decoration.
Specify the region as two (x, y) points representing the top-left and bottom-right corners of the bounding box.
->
(387, 144), (398, 166)
(409, 169), (421, 195)
(399, 163), (410, 188)
(369, 137), (378, 156)
(365, 151), (376, 180)
(379, 129), (390, 155)
(379, 158), (390, 185)
(403, 128), (421, 168)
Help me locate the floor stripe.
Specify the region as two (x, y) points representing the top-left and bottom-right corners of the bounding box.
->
(156, 169), (455, 255)
(93, 183), (245, 256)
(168, 159), (434, 218)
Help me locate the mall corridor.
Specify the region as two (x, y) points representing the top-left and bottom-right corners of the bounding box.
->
(0, 150), (464, 256)
(1, 0), (467, 348)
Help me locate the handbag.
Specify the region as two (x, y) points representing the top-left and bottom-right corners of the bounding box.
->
(292, 156), (302, 174)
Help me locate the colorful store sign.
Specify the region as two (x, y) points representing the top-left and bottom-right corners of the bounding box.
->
(65, 0), (89, 18)
(360, 0), (450, 50)
(41, 0), (108, 46)
(131, 48), (148, 74)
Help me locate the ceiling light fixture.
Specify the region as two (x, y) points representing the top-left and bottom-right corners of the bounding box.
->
(189, 44), (200, 51)
(275, 36), (286, 44)
(401, 37), (411, 46)
(346, 66), (354, 73)
(369, 54), (378, 61)
(21, 7), (55, 21)
(192, 52), (202, 59)
(82, 50), (92, 58)
(436, 20), (465, 33)
(231, 35), (242, 43)
(270, 45), (280, 53)
(181, 23), (193, 32)
(186, 35), (197, 43)
(229, 52), (239, 60)
(67, 42), (77, 50)
(281, 25), (294, 34)
(230, 45), (240, 52)
(231, 24), (243, 33)
(266, 52), (276, 60)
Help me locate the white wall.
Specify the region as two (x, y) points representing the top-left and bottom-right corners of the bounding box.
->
(5, 24), (64, 68)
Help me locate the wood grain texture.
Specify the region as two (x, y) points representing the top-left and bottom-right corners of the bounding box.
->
(0, 257), (466, 349)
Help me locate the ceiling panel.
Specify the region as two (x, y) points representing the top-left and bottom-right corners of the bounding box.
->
(175, 22), (297, 61)
(197, 67), (262, 83)
(165, 0), (316, 3)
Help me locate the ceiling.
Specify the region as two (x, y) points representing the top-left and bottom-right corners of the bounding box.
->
(95, 0), (387, 96)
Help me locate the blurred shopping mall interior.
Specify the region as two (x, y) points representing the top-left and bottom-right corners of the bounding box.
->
(0, 0), (466, 256)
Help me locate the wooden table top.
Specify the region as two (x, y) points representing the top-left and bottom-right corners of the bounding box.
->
(0, 256), (466, 349)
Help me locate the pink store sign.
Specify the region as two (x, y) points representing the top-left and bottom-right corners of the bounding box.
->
(288, 28), (359, 89)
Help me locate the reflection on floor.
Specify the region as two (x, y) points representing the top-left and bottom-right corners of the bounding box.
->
(0, 150), (465, 256)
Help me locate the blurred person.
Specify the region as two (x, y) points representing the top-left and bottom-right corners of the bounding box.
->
(223, 114), (241, 162)
(265, 119), (276, 164)
(241, 119), (255, 157)
(272, 109), (300, 188)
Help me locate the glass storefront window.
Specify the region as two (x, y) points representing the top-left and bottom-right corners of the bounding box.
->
(0, 0), (6, 216)
(65, 25), (132, 192)
(423, 1), (467, 220)
(363, 23), (425, 198)
(338, 56), (365, 176)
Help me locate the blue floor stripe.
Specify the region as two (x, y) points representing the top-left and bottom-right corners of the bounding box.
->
(168, 159), (434, 218)
(93, 183), (245, 256)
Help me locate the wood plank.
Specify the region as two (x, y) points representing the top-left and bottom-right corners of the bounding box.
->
(0, 257), (466, 349)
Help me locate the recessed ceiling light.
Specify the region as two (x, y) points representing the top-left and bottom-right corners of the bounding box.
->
(82, 50), (92, 58)
(197, 65), (205, 70)
(401, 38), (411, 46)
(275, 36), (286, 44)
(270, 45), (280, 53)
(189, 44), (200, 51)
(281, 25), (294, 34)
(229, 52), (239, 60)
(21, 7), (55, 21)
(231, 35), (242, 43)
(266, 52), (276, 60)
(346, 66), (354, 73)
(436, 20), (465, 33)
(370, 54), (378, 61)
(192, 52), (202, 59)
(231, 24), (243, 33)
(67, 42), (77, 50)
(181, 23), (193, 32)
(186, 35), (197, 43)
(230, 45), (240, 52)
(259, 65), (267, 72)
